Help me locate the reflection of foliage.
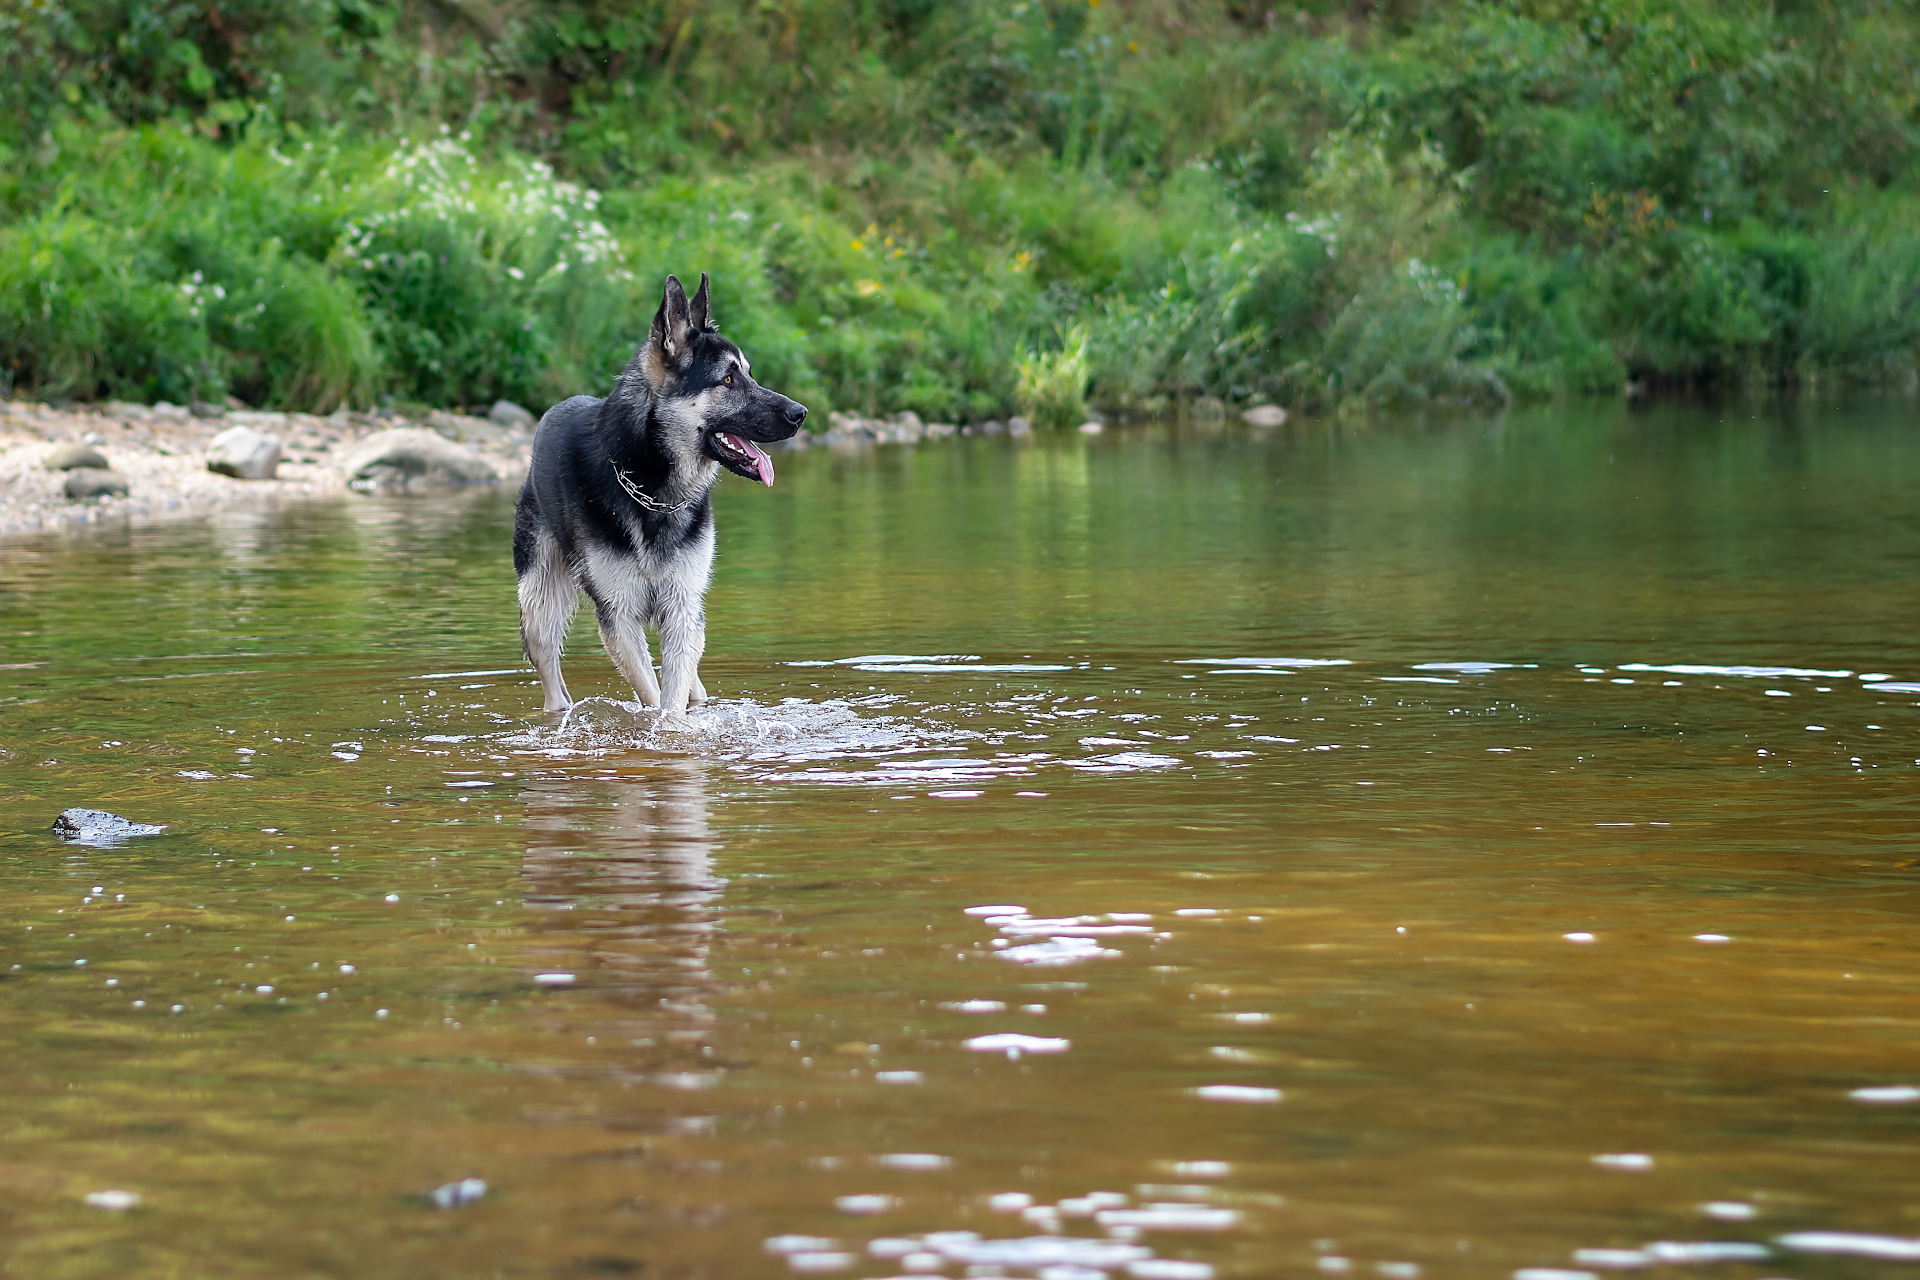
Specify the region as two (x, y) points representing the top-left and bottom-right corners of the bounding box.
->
(2, 1), (1919, 412)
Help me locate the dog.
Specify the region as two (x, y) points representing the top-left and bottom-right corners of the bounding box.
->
(513, 272), (807, 715)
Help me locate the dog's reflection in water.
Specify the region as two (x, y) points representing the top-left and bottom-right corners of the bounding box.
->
(517, 760), (721, 1030)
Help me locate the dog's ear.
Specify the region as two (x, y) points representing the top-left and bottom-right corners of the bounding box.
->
(648, 275), (695, 379)
(688, 272), (714, 333)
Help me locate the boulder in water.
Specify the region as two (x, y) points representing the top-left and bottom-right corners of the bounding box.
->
(44, 443), (109, 472)
(341, 428), (500, 491)
(206, 425), (283, 480)
(52, 808), (167, 847)
(63, 468), (129, 499)
(1241, 404), (1288, 427)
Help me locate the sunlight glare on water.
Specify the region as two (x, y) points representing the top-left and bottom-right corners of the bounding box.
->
(2, 400), (1920, 1276)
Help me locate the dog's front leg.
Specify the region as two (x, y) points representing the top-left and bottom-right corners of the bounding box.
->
(655, 595), (706, 716)
(597, 607), (664, 708)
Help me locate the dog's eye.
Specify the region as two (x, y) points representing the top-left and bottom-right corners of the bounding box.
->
(723, 373), (733, 386)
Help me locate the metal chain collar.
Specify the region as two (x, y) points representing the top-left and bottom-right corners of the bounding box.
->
(609, 460), (712, 515)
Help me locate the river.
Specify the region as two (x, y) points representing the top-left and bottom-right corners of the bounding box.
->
(2, 398), (1918, 1279)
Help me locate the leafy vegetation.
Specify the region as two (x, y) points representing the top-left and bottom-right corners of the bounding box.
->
(2, 0), (1917, 418)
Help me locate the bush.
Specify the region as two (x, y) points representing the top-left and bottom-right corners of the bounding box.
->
(3, 2), (1919, 413)
(1016, 326), (1090, 428)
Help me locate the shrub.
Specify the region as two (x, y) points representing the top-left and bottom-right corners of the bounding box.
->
(1016, 325), (1090, 429)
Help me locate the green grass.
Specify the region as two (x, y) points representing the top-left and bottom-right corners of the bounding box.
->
(2, 1), (1917, 417)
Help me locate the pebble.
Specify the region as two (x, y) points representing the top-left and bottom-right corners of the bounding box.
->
(427, 1177), (488, 1209)
(83, 1189), (141, 1211)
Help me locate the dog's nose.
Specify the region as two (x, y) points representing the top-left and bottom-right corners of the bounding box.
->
(784, 403), (808, 429)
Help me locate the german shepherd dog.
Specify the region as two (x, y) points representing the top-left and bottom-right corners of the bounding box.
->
(513, 273), (807, 715)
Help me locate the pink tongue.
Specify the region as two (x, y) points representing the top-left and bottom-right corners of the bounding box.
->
(725, 434), (775, 488)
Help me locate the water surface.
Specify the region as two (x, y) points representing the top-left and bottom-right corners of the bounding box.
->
(4, 399), (1920, 1279)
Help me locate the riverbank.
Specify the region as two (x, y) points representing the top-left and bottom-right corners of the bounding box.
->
(0, 401), (535, 539)
(0, 398), (1046, 539)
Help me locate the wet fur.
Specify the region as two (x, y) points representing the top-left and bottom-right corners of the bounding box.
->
(512, 273), (806, 715)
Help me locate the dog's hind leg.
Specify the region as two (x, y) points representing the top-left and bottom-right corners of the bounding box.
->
(516, 531), (578, 713)
(596, 606), (664, 709)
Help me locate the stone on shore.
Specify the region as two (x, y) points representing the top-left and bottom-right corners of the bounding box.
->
(44, 443), (109, 472)
(341, 428), (500, 491)
(1241, 404), (1288, 427)
(63, 468), (129, 499)
(51, 808), (167, 846)
(489, 400), (537, 429)
(206, 425), (283, 480)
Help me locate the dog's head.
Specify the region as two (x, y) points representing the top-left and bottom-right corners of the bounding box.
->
(641, 273), (808, 487)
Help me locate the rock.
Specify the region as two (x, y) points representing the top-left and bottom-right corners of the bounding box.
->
(341, 428), (499, 491)
(891, 410), (925, 436)
(428, 1178), (488, 1210)
(84, 1190), (141, 1211)
(1077, 422), (1104, 435)
(63, 468), (129, 499)
(489, 399), (537, 429)
(189, 400), (226, 419)
(1241, 404), (1288, 427)
(1192, 396), (1227, 420)
(150, 402), (191, 422)
(979, 420), (1006, 435)
(206, 425), (283, 480)
(44, 443), (109, 472)
(51, 808), (167, 847)
(427, 410), (508, 444)
(1008, 416), (1032, 435)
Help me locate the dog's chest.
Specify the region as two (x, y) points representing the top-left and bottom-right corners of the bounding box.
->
(577, 511), (716, 610)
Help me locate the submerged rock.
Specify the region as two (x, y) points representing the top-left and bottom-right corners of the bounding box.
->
(342, 428), (499, 491)
(44, 443), (109, 472)
(63, 468), (129, 499)
(206, 425), (283, 480)
(52, 808), (167, 846)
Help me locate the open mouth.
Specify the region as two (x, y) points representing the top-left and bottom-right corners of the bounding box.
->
(710, 432), (776, 488)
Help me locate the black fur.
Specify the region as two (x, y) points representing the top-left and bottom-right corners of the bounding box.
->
(512, 272), (807, 713)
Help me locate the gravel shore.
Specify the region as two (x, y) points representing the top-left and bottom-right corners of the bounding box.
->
(0, 400), (533, 539)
